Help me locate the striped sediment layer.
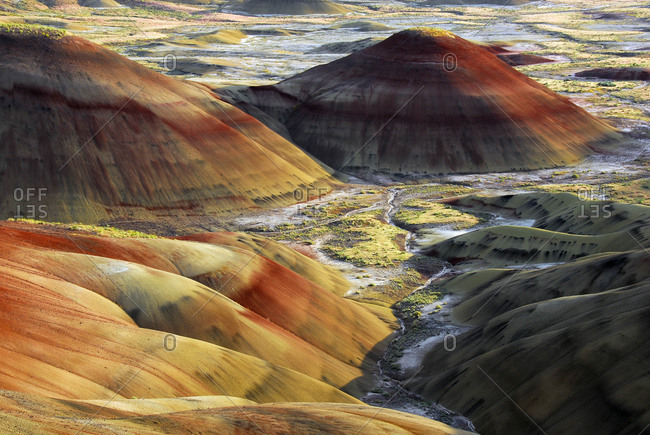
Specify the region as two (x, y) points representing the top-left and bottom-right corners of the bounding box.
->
(0, 28), (336, 223)
(219, 28), (621, 176)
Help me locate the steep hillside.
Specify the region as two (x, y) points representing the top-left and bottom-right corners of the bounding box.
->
(0, 26), (336, 223)
(410, 251), (650, 434)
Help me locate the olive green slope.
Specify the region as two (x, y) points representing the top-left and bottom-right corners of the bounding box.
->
(230, 0), (350, 15)
(410, 250), (650, 435)
(450, 192), (650, 235)
(442, 249), (650, 325)
(424, 193), (650, 266)
(409, 192), (650, 434)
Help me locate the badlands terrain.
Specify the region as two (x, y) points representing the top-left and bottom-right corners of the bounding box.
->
(0, 0), (648, 434)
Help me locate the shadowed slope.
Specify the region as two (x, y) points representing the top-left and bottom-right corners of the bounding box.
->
(449, 192), (650, 235)
(407, 192), (650, 434)
(0, 28), (336, 223)
(410, 251), (650, 435)
(425, 224), (650, 266)
(218, 28), (620, 176)
(442, 249), (650, 324)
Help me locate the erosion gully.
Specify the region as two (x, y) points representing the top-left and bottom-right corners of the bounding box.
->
(231, 177), (603, 430)
(362, 187), (543, 430)
(232, 184), (486, 430)
(365, 187), (475, 430)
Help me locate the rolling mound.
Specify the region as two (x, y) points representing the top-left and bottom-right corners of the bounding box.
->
(442, 249), (650, 324)
(449, 192), (650, 235)
(0, 221), (395, 396)
(331, 20), (393, 32)
(410, 250), (650, 434)
(79, 0), (121, 7)
(219, 28), (620, 176)
(575, 67), (650, 81)
(0, 254), (355, 403)
(407, 192), (650, 433)
(0, 389), (473, 434)
(425, 224), (650, 266)
(307, 37), (384, 54)
(423, 192), (650, 265)
(170, 29), (248, 46)
(179, 232), (352, 296)
(0, 28), (336, 223)
(231, 0), (350, 15)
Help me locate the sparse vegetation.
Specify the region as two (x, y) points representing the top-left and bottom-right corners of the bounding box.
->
(322, 210), (411, 267)
(395, 285), (443, 321)
(0, 23), (66, 39)
(393, 199), (481, 229)
(8, 218), (159, 238)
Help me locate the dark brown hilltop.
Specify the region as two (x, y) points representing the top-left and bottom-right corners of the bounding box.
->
(576, 67), (650, 81)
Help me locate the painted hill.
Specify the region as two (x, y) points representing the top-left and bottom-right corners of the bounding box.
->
(0, 221), (477, 433)
(0, 233), (356, 404)
(410, 249), (650, 434)
(0, 26), (336, 223)
(0, 220), (397, 397)
(230, 0), (350, 15)
(218, 28), (620, 176)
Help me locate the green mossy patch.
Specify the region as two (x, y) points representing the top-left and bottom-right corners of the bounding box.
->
(9, 218), (159, 238)
(0, 23), (66, 39)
